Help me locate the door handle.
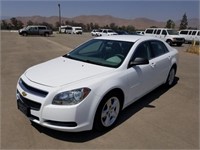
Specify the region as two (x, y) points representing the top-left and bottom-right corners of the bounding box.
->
(150, 62), (156, 68)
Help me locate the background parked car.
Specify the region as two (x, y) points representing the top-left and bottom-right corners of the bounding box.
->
(115, 30), (129, 35)
(18, 25), (53, 36)
(91, 29), (101, 36)
(179, 29), (200, 43)
(60, 25), (83, 34)
(144, 28), (185, 46)
(97, 29), (118, 36)
(136, 31), (145, 35)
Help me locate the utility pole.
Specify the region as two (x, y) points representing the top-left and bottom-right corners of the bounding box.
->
(58, 3), (61, 33)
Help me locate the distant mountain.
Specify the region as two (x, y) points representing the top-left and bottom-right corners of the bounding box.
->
(2, 15), (199, 29)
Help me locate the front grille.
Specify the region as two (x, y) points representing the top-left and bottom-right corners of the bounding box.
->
(174, 38), (184, 42)
(19, 79), (48, 97)
(17, 90), (41, 111)
(45, 120), (77, 127)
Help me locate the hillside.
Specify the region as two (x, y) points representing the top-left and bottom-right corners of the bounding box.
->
(3, 15), (199, 29)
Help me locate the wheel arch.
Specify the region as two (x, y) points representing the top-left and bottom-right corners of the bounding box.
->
(93, 87), (125, 121)
(171, 63), (177, 73)
(102, 88), (125, 110)
(92, 87), (125, 130)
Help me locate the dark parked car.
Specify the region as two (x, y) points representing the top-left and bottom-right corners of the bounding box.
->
(18, 25), (53, 36)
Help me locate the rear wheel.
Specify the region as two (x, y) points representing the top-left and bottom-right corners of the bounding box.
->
(165, 67), (176, 87)
(177, 43), (182, 46)
(44, 32), (49, 37)
(94, 93), (121, 131)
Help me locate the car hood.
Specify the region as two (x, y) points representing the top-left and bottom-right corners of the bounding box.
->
(25, 57), (113, 87)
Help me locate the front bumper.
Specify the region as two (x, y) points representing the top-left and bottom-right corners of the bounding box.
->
(172, 38), (185, 43)
(16, 77), (98, 132)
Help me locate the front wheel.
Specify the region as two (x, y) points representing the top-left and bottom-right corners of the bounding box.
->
(22, 32), (27, 36)
(94, 93), (121, 131)
(166, 40), (173, 46)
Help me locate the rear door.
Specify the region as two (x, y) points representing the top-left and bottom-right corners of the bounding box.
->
(148, 40), (171, 86)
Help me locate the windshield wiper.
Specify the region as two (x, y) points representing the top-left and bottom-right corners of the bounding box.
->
(84, 59), (103, 66)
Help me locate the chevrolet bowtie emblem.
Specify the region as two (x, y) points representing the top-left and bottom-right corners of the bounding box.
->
(22, 91), (27, 97)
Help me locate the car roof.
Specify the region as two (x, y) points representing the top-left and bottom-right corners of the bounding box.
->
(94, 35), (161, 42)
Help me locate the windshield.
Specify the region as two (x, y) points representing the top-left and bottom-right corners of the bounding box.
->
(75, 28), (82, 30)
(167, 30), (179, 35)
(64, 39), (134, 68)
(108, 30), (114, 33)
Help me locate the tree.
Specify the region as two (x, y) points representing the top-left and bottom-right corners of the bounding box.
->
(10, 17), (18, 29)
(110, 23), (118, 30)
(94, 23), (99, 30)
(27, 20), (34, 25)
(166, 19), (175, 29)
(10, 17), (24, 29)
(17, 20), (24, 29)
(1, 20), (9, 30)
(126, 25), (135, 32)
(179, 13), (188, 30)
(55, 21), (60, 28)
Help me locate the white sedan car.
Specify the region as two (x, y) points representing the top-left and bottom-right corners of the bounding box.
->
(97, 29), (118, 36)
(16, 35), (178, 132)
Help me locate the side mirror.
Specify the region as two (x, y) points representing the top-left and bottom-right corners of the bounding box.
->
(128, 57), (149, 68)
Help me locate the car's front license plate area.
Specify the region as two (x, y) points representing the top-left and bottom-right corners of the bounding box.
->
(17, 100), (30, 117)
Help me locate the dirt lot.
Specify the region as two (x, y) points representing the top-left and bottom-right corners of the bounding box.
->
(1, 31), (199, 149)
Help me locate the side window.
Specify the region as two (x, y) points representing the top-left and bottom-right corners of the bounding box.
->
(38, 27), (46, 30)
(162, 30), (167, 35)
(150, 41), (169, 58)
(192, 31), (197, 35)
(29, 27), (37, 31)
(132, 42), (151, 60)
(180, 31), (188, 35)
(153, 29), (157, 34)
(146, 29), (153, 34)
(156, 30), (161, 35)
(197, 31), (200, 36)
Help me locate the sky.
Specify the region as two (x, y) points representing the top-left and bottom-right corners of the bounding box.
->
(0, 0), (199, 21)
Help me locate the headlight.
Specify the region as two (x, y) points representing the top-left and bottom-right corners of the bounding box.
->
(52, 88), (91, 105)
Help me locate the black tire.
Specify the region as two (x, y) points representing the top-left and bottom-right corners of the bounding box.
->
(22, 32), (27, 36)
(166, 40), (173, 46)
(94, 92), (122, 131)
(165, 66), (176, 87)
(44, 32), (49, 37)
(177, 43), (182, 46)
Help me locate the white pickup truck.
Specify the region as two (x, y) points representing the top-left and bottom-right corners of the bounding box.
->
(144, 28), (185, 46)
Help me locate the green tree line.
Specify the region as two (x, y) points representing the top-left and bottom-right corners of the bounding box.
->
(1, 13), (197, 31)
(1, 17), (136, 32)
